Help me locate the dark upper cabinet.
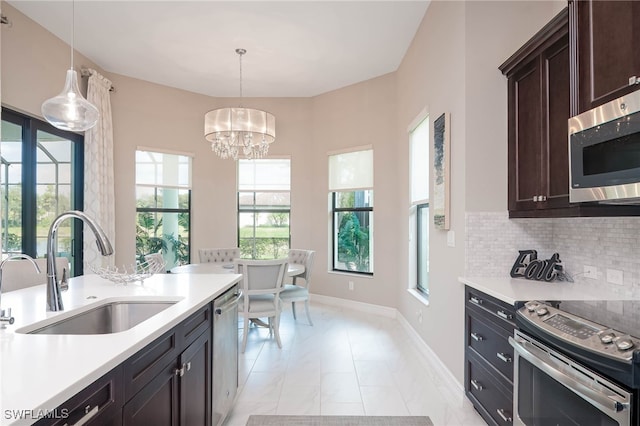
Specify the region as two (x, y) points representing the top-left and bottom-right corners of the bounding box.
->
(571, 0), (640, 113)
(501, 6), (640, 218)
(501, 9), (572, 217)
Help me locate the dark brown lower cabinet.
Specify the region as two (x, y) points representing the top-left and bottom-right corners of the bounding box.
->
(464, 286), (516, 426)
(34, 366), (123, 426)
(37, 304), (212, 426)
(122, 360), (179, 425)
(122, 329), (211, 426)
(179, 330), (211, 426)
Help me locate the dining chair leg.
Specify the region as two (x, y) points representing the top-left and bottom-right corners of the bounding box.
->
(241, 316), (249, 354)
(304, 300), (313, 326)
(291, 302), (298, 320)
(274, 313), (282, 348)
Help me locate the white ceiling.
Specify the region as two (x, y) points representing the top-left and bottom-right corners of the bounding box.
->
(7, 1), (430, 98)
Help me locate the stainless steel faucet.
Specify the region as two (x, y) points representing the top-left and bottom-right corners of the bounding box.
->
(47, 211), (114, 311)
(0, 254), (41, 328)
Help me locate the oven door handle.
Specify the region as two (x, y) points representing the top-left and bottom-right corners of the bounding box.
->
(509, 336), (630, 415)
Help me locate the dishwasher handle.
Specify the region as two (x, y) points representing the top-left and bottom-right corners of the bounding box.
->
(215, 292), (242, 316)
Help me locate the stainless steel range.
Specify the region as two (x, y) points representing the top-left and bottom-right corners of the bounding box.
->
(510, 300), (640, 426)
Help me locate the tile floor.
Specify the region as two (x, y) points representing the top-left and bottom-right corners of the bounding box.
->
(224, 301), (486, 426)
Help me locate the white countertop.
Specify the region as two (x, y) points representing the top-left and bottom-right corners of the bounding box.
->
(0, 272), (241, 426)
(459, 276), (639, 305)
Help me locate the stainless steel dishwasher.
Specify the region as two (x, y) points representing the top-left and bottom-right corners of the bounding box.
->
(213, 284), (241, 426)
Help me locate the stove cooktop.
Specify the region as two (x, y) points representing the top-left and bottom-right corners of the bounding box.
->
(518, 301), (639, 363)
(558, 300), (640, 340)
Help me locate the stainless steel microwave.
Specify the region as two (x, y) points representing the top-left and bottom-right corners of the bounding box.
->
(569, 89), (640, 204)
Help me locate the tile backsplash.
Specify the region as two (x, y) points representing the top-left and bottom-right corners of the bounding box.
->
(465, 212), (640, 297)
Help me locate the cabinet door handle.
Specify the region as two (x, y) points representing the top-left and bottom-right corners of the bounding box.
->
(470, 379), (484, 391)
(174, 365), (185, 377)
(630, 76), (639, 86)
(497, 310), (512, 320)
(470, 332), (484, 342)
(497, 352), (512, 363)
(470, 296), (483, 306)
(532, 195), (538, 202)
(496, 408), (512, 423)
(62, 404), (99, 426)
(185, 362), (191, 372)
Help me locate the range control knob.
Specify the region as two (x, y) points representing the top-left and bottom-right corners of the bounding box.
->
(526, 302), (539, 312)
(599, 332), (616, 344)
(615, 337), (635, 352)
(536, 307), (549, 317)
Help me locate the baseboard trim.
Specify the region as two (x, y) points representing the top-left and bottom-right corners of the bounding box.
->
(395, 311), (464, 393)
(310, 293), (397, 318)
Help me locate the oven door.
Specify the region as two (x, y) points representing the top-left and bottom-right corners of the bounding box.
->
(510, 331), (631, 426)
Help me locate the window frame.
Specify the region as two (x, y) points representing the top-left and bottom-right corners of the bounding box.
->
(331, 190), (374, 276)
(416, 202), (429, 296)
(134, 149), (192, 268)
(236, 158), (291, 260)
(1, 108), (85, 274)
(409, 111), (429, 297)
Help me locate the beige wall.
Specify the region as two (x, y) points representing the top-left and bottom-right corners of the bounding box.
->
(1, 2), (101, 117)
(395, 0), (565, 383)
(2, 0), (566, 386)
(310, 73), (399, 305)
(108, 75), (313, 266)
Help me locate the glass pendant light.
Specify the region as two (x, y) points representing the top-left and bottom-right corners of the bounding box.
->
(41, 0), (99, 132)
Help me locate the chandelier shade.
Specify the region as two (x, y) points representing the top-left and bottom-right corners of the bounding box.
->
(204, 107), (275, 160)
(204, 49), (276, 160)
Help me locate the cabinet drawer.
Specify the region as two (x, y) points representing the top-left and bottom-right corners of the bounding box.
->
(466, 353), (513, 426)
(35, 366), (123, 426)
(182, 304), (211, 347)
(465, 287), (515, 330)
(467, 313), (514, 382)
(123, 328), (179, 401)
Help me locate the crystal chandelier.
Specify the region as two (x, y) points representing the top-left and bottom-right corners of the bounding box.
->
(41, 0), (99, 132)
(204, 49), (276, 160)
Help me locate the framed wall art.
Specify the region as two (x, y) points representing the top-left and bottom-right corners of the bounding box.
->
(433, 112), (450, 230)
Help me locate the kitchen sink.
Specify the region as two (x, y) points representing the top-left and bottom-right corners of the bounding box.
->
(24, 300), (179, 335)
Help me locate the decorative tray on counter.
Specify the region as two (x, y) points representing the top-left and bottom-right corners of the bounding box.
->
(89, 258), (167, 285)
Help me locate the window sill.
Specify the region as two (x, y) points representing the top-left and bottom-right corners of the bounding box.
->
(328, 270), (374, 279)
(407, 288), (429, 306)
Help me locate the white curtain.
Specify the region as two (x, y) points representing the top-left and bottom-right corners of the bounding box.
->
(84, 69), (115, 269)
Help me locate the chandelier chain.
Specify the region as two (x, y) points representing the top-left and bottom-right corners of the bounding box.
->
(239, 50), (243, 99)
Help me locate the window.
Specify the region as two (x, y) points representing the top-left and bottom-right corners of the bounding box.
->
(135, 149), (191, 270)
(237, 158), (291, 259)
(410, 115), (429, 295)
(1, 108), (84, 275)
(329, 148), (373, 275)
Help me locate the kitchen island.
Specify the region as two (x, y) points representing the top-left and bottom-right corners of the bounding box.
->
(0, 272), (241, 426)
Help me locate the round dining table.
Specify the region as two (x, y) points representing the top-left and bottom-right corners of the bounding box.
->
(170, 262), (305, 277)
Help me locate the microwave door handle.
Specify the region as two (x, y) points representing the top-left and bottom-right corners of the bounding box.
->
(509, 336), (630, 415)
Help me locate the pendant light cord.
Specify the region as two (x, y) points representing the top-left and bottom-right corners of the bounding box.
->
(71, 0), (75, 69)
